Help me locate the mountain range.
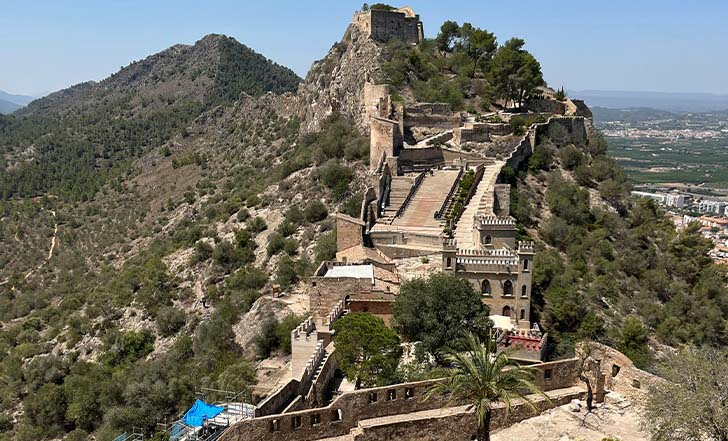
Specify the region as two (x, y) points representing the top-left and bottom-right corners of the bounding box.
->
(0, 90), (35, 114)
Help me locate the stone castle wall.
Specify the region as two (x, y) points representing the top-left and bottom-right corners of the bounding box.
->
(353, 8), (423, 45)
(220, 359), (582, 441)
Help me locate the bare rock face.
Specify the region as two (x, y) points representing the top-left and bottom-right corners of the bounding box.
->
(295, 25), (383, 134)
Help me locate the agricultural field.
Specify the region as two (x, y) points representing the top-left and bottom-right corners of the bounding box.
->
(594, 107), (728, 188)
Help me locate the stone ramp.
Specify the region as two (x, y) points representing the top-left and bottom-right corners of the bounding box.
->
(453, 161), (504, 249)
(393, 169), (460, 230)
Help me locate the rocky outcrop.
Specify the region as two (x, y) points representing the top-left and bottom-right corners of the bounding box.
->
(296, 25), (383, 134)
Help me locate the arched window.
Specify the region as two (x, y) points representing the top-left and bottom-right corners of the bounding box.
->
(502, 306), (512, 317)
(503, 280), (513, 296)
(483, 235), (492, 245)
(523, 259), (529, 271)
(481, 280), (491, 295)
(521, 285), (527, 297)
(520, 309), (526, 320)
(446, 257), (452, 269)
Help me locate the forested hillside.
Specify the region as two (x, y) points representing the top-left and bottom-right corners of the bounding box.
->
(0, 34), (300, 201)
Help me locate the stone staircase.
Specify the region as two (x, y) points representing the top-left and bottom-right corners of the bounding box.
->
(380, 175), (416, 223)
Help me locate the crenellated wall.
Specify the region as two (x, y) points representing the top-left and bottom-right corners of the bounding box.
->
(220, 359), (583, 441)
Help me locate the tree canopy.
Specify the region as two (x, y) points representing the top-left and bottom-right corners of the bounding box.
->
(393, 272), (490, 357)
(332, 313), (402, 389)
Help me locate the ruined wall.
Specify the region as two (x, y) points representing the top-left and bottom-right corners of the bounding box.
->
(221, 360), (581, 441)
(353, 9), (422, 45)
(309, 276), (373, 321)
(370, 117), (400, 170)
(493, 184), (511, 217)
(526, 98), (566, 115)
(351, 390), (580, 441)
(255, 379), (301, 417)
(336, 215), (365, 252)
(452, 122), (512, 145)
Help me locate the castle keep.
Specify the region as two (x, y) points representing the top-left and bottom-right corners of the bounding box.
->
(353, 6), (424, 45)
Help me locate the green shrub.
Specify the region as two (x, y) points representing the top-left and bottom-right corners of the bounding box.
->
(318, 161), (354, 200)
(304, 200), (328, 223)
(247, 216), (267, 233)
(156, 306), (186, 336)
(315, 231), (337, 263)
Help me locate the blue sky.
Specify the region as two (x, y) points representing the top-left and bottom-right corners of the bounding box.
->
(1, 0), (726, 96)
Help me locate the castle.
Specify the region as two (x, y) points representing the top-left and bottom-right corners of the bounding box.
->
(215, 7), (612, 441)
(353, 6), (423, 46)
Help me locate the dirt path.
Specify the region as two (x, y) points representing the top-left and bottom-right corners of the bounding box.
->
(0, 210), (58, 288)
(23, 210), (58, 280)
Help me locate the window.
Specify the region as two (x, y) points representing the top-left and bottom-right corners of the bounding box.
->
(405, 387), (414, 399)
(331, 409), (342, 422)
(368, 392), (378, 403)
(311, 414), (321, 426)
(483, 235), (492, 245)
(523, 259), (529, 271)
(386, 389), (397, 401)
(503, 280), (513, 296)
(544, 369), (553, 380)
(271, 420), (280, 432)
(520, 309), (526, 320)
(292, 415), (302, 429)
(502, 306), (512, 317)
(446, 257), (452, 269)
(481, 280), (491, 295)
(521, 285), (527, 298)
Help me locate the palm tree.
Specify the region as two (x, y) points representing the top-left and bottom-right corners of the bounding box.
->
(425, 332), (548, 441)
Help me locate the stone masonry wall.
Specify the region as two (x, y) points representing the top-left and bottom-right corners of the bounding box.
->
(220, 359), (581, 441)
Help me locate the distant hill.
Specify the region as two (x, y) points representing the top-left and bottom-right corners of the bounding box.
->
(0, 98), (22, 114)
(0, 91), (35, 114)
(1, 34), (301, 199)
(19, 34), (301, 117)
(570, 90), (728, 113)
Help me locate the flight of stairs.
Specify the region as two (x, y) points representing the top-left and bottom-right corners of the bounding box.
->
(380, 176), (416, 223)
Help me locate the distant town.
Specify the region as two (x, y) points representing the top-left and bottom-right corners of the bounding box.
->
(631, 189), (728, 265)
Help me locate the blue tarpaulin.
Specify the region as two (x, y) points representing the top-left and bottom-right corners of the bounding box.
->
(182, 400), (225, 427)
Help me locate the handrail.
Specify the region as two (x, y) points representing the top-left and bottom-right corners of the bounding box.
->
(394, 172), (425, 219)
(434, 167), (465, 219)
(452, 164), (485, 225)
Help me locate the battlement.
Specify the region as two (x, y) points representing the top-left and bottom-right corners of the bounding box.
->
(518, 241), (535, 254)
(292, 316), (315, 341)
(353, 6), (423, 45)
(475, 215), (517, 227)
(457, 247), (517, 258)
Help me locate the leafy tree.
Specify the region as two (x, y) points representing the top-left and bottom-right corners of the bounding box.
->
(217, 360), (257, 396)
(393, 272), (490, 358)
(425, 332), (546, 441)
(486, 38), (544, 108)
(436, 21), (461, 51)
(23, 383), (67, 436)
(332, 313), (402, 389)
(314, 231), (337, 263)
(616, 316), (653, 369)
(644, 347), (728, 441)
